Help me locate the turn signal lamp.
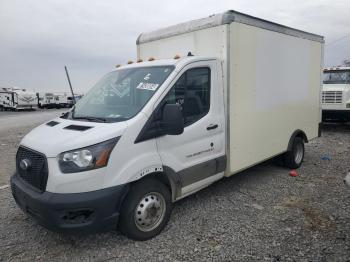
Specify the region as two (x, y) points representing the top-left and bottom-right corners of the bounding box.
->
(95, 149), (113, 168)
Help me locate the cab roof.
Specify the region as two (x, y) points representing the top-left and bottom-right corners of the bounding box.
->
(114, 56), (217, 71)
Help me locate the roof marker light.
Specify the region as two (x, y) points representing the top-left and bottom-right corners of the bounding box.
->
(148, 57), (155, 61)
(116, 64), (121, 68)
(137, 59), (143, 63)
(127, 60), (134, 64)
(174, 55), (181, 59)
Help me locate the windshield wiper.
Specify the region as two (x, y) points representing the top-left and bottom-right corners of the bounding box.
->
(73, 116), (108, 123)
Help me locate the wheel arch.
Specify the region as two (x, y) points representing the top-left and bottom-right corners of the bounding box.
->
(130, 167), (181, 202)
(287, 129), (308, 151)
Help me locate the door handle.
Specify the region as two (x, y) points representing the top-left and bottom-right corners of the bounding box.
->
(207, 124), (218, 130)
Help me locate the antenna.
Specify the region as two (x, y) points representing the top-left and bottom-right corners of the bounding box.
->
(64, 66), (76, 105)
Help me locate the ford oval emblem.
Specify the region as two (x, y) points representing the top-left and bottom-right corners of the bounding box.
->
(20, 159), (31, 171)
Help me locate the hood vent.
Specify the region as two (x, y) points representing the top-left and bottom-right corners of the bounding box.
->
(64, 125), (93, 131)
(46, 121), (60, 127)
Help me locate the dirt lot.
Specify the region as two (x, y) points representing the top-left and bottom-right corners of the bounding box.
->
(0, 112), (349, 261)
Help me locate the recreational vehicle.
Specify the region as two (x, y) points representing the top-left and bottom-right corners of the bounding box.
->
(15, 89), (37, 110)
(0, 88), (16, 110)
(38, 92), (70, 108)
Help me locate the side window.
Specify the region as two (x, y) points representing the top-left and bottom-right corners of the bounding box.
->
(163, 67), (210, 125)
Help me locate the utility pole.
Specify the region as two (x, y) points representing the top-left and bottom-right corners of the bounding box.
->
(64, 66), (76, 105)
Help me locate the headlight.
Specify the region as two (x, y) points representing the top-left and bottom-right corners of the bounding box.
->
(58, 137), (120, 173)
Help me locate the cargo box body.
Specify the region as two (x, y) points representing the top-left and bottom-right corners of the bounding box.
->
(137, 10), (324, 175)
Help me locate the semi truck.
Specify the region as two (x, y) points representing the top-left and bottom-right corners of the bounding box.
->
(322, 65), (350, 121)
(10, 10), (324, 240)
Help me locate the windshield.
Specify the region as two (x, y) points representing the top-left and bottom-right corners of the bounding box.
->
(323, 70), (350, 84)
(70, 66), (174, 122)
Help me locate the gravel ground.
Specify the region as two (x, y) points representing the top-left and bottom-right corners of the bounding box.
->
(0, 120), (349, 261)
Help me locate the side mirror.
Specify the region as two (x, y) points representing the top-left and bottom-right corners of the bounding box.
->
(162, 104), (184, 135)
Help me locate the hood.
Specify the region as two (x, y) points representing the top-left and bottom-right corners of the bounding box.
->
(20, 118), (128, 157)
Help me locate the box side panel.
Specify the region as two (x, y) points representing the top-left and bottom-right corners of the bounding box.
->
(137, 26), (227, 61)
(227, 22), (322, 175)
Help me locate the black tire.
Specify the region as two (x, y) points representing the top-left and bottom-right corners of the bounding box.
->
(119, 178), (172, 241)
(283, 137), (305, 169)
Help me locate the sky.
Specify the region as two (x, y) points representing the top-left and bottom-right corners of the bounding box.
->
(0, 0), (349, 93)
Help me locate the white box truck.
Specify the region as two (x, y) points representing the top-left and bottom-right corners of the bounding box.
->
(11, 10), (323, 240)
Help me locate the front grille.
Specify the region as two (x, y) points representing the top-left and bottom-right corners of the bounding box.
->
(322, 91), (343, 104)
(16, 147), (48, 192)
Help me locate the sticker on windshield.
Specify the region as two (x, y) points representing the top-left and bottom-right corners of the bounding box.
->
(136, 82), (159, 91)
(143, 73), (151, 80)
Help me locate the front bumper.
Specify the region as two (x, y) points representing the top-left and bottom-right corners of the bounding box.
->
(322, 110), (350, 121)
(10, 174), (129, 234)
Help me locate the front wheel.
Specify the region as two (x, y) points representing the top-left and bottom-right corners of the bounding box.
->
(283, 137), (305, 169)
(119, 178), (172, 241)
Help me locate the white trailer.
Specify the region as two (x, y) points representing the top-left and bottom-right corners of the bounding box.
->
(55, 93), (70, 108)
(0, 88), (16, 110)
(38, 92), (55, 108)
(15, 89), (38, 110)
(322, 66), (350, 121)
(0, 89), (8, 110)
(11, 10), (323, 240)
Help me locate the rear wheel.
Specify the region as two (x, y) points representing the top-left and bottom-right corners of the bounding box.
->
(119, 178), (172, 241)
(283, 137), (305, 169)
